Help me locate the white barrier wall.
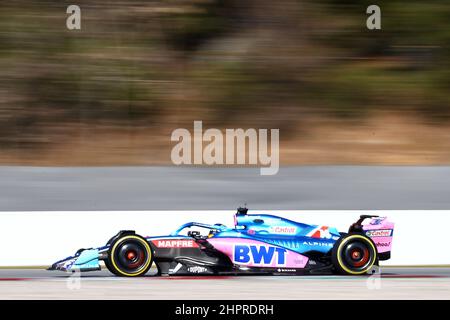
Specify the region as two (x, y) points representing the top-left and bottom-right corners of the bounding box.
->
(0, 210), (449, 266)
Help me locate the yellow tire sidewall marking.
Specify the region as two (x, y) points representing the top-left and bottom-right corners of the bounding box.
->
(336, 234), (377, 275)
(110, 235), (152, 277)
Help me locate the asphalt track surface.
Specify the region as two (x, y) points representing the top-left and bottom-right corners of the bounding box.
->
(1, 166), (450, 210)
(1, 166), (449, 299)
(0, 267), (449, 299)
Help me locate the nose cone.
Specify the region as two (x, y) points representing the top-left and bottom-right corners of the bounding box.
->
(47, 264), (56, 271)
(48, 249), (100, 272)
(47, 255), (78, 272)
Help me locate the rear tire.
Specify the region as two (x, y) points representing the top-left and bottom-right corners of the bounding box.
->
(105, 234), (153, 277)
(332, 233), (378, 275)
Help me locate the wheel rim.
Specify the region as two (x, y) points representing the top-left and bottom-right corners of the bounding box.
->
(340, 239), (374, 272)
(113, 239), (150, 274)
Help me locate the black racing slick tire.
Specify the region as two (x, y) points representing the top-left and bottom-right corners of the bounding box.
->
(331, 233), (378, 275)
(105, 234), (153, 277)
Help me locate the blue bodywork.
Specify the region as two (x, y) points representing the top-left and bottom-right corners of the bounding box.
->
(50, 212), (343, 272)
(51, 248), (101, 272)
(172, 214), (341, 255)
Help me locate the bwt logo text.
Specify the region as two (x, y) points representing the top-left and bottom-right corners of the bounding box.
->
(234, 245), (287, 266)
(171, 121), (279, 175)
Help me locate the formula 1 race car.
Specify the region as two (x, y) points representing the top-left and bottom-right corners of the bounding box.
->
(49, 207), (394, 276)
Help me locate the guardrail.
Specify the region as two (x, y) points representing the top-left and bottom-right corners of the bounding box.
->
(0, 210), (448, 266)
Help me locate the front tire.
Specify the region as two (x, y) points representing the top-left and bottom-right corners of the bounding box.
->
(106, 234), (153, 277)
(332, 233), (378, 275)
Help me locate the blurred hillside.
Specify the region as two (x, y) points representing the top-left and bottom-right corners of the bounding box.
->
(0, 0), (449, 165)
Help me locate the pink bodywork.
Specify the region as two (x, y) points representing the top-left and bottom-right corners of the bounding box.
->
(362, 217), (395, 253)
(208, 238), (309, 268)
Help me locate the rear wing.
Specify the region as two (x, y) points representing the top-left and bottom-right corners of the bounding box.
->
(349, 215), (395, 261)
(349, 215), (379, 233)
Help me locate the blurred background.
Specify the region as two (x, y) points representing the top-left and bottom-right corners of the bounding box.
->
(0, 0), (448, 166)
